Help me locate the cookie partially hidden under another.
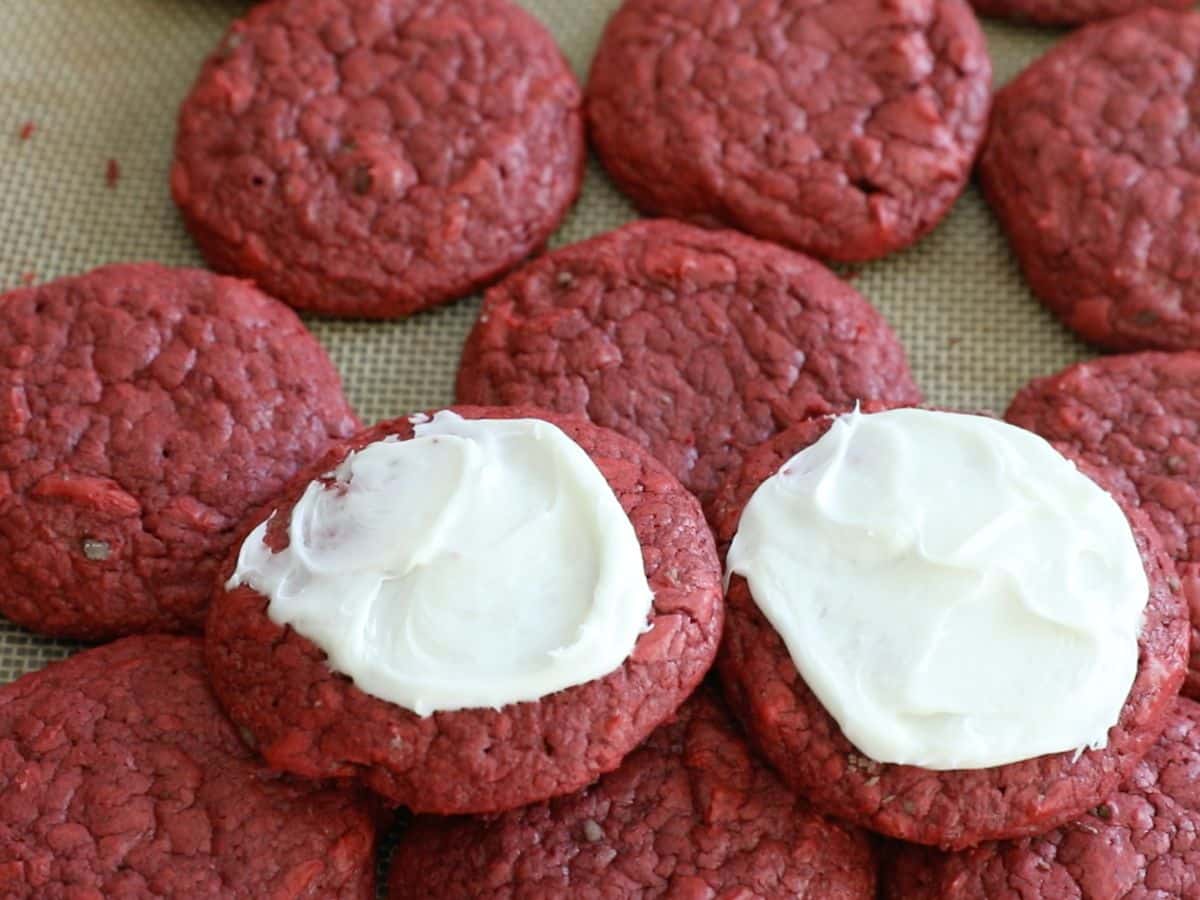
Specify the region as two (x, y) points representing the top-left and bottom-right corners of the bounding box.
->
(0, 263), (358, 639)
(457, 220), (921, 511)
(388, 690), (878, 899)
(885, 696), (1200, 898)
(0, 636), (378, 899)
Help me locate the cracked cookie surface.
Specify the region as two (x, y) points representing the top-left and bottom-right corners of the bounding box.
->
(205, 406), (724, 815)
(387, 689), (876, 899)
(0, 635), (378, 899)
(710, 412), (1189, 850)
(885, 696), (1200, 898)
(980, 10), (1200, 350)
(173, 0), (584, 318)
(585, 0), (991, 261)
(456, 220), (920, 512)
(0, 264), (358, 639)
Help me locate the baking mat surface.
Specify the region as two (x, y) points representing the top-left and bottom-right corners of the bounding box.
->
(0, 0), (1107, 681)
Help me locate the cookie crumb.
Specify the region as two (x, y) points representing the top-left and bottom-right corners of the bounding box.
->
(351, 166), (372, 195)
(18, 121), (34, 141)
(81, 538), (111, 561)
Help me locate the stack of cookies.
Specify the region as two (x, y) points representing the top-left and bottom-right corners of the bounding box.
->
(3, 0), (1200, 897)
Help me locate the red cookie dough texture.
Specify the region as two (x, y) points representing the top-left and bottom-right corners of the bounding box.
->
(885, 696), (1200, 898)
(0, 263), (358, 640)
(710, 412), (1190, 850)
(205, 406), (725, 815)
(585, 0), (992, 262)
(0, 636), (378, 899)
(969, 0), (1192, 25)
(172, 0), (585, 319)
(456, 220), (921, 510)
(980, 10), (1200, 351)
(1007, 352), (1200, 700)
(388, 690), (877, 899)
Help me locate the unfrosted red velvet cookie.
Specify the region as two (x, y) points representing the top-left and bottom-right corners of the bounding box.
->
(884, 696), (1200, 898)
(173, 0), (584, 318)
(710, 413), (1189, 850)
(455, 220), (920, 509)
(387, 690), (877, 899)
(979, 10), (1200, 350)
(0, 263), (358, 639)
(969, 0), (1192, 25)
(1007, 352), (1200, 699)
(585, 0), (991, 262)
(205, 406), (724, 814)
(0, 636), (378, 899)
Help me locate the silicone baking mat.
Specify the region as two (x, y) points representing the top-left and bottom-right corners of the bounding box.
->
(0, 0), (1092, 684)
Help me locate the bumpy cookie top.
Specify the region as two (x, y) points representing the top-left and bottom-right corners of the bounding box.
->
(389, 690), (877, 899)
(0, 263), (358, 638)
(457, 220), (920, 509)
(0, 636), (377, 898)
(886, 696), (1200, 898)
(586, 0), (991, 261)
(173, 0), (584, 318)
(980, 10), (1200, 350)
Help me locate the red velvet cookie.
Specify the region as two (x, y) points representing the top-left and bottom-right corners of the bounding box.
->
(0, 636), (378, 899)
(0, 263), (358, 639)
(173, 0), (584, 318)
(1008, 352), (1200, 699)
(585, 0), (992, 262)
(969, 0), (1193, 25)
(205, 406), (724, 814)
(884, 696), (1200, 898)
(979, 10), (1200, 350)
(387, 689), (877, 899)
(710, 413), (1189, 850)
(455, 220), (921, 510)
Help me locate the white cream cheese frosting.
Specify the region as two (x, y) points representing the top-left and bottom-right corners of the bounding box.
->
(725, 407), (1148, 770)
(228, 411), (654, 716)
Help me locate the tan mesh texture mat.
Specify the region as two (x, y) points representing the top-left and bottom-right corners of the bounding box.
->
(0, 0), (1148, 683)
